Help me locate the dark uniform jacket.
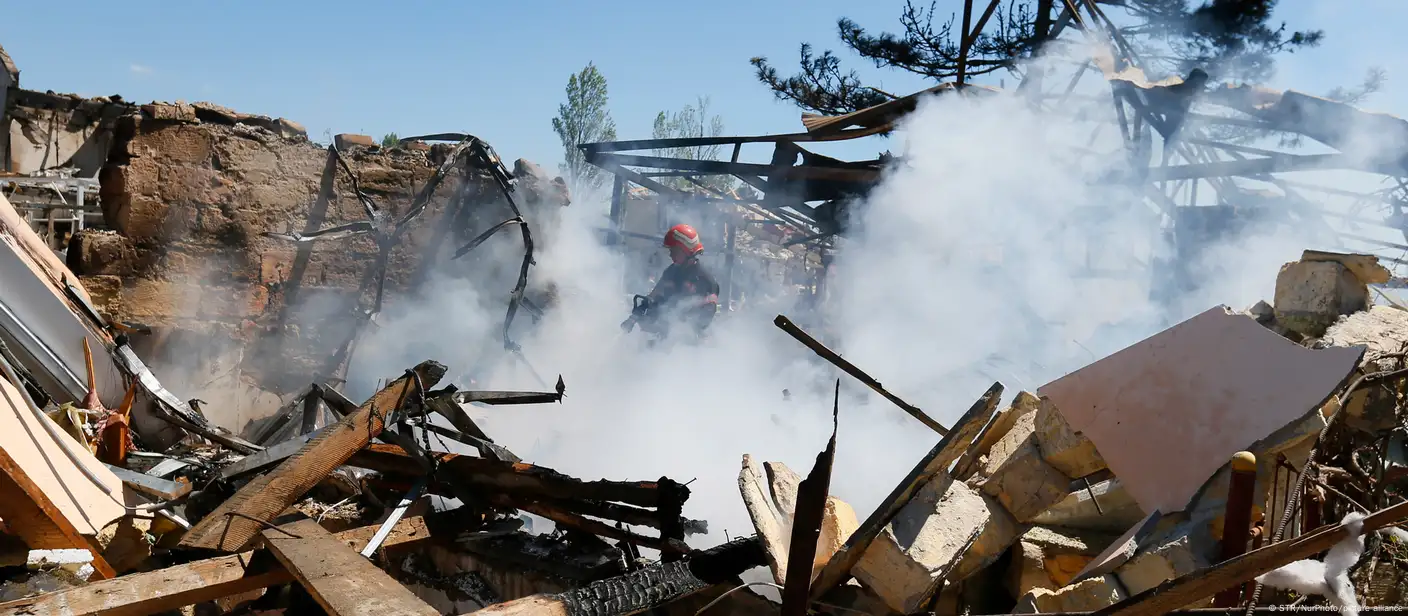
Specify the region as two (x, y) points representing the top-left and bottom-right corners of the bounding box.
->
(645, 256), (719, 336)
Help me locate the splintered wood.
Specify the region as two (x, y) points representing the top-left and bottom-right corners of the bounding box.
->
(262, 519), (439, 616)
(806, 382), (1003, 602)
(0, 517), (435, 616)
(179, 360), (446, 552)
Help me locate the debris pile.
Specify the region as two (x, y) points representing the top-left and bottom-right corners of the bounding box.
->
(55, 100), (571, 435)
(5, 159), (1408, 614)
(730, 251), (1408, 615)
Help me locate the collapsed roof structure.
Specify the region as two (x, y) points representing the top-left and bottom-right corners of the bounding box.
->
(583, 0), (1408, 298)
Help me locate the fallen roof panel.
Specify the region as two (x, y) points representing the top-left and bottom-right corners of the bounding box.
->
(1038, 306), (1363, 515)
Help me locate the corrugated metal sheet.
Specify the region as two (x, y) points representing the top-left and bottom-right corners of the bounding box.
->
(0, 192), (125, 407)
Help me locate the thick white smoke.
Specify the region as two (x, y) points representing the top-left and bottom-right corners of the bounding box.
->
(349, 59), (1376, 549)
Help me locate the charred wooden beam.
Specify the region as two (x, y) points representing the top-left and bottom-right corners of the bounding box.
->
(453, 387), (565, 406)
(774, 315), (947, 435)
(499, 496), (690, 555)
(104, 463), (191, 500)
(781, 381), (840, 616)
(471, 536), (764, 616)
(180, 361), (447, 552)
(495, 490), (707, 536)
(579, 129), (879, 155)
(250, 385), (318, 446)
(591, 152), (773, 177)
(356, 444), (661, 506)
(1141, 153), (1350, 182)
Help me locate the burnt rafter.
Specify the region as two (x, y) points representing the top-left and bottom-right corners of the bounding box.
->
(580, 135), (879, 247)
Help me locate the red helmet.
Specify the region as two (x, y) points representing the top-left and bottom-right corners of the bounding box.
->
(664, 224), (703, 258)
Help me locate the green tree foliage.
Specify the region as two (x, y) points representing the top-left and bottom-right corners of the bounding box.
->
(650, 96), (735, 193)
(380, 132), (400, 148)
(751, 0), (1323, 116)
(552, 62), (618, 192)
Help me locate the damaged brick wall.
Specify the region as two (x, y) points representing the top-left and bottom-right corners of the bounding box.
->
(68, 102), (568, 434)
(4, 89), (132, 176)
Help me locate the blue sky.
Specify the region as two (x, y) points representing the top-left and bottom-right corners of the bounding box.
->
(1, 1), (1402, 173)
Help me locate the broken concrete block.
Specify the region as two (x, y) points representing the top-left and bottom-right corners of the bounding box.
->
(1323, 306), (1408, 432)
(956, 391), (1042, 480)
(25, 549), (91, 571)
(1273, 259), (1368, 337)
(1031, 478), (1146, 533)
(854, 474), (1020, 614)
(816, 497), (859, 581)
(66, 230), (138, 276)
(739, 456), (859, 586)
(334, 133), (377, 150)
(1113, 534), (1203, 597)
(1017, 575), (1128, 613)
(141, 101), (198, 122)
(1005, 525), (1116, 598)
(738, 455), (790, 584)
(1033, 400), (1107, 478)
(274, 118), (307, 140)
(978, 412), (1069, 521)
(1302, 249), (1391, 285)
(1245, 300), (1275, 323)
(1007, 541), (1058, 598)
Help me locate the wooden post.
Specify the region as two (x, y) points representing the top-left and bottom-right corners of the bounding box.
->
(608, 174), (625, 246)
(1212, 451), (1257, 608)
(722, 216), (736, 310)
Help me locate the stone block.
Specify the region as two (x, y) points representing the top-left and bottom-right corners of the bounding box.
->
(274, 118), (307, 140)
(1031, 478), (1146, 533)
(1046, 553), (1093, 588)
(140, 101), (198, 123)
(1007, 541), (1057, 598)
(817, 497), (859, 580)
(334, 133), (377, 150)
(739, 457), (860, 586)
(1114, 534), (1203, 597)
(1273, 260), (1368, 337)
(1005, 525), (1115, 599)
(1033, 400), (1107, 478)
(66, 230), (137, 276)
(979, 412), (1070, 522)
(1016, 575), (1128, 613)
(1302, 249), (1391, 285)
(854, 474), (1020, 614)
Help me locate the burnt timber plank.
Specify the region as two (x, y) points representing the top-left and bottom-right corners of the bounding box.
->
(0, 445), (116, 579)
(0, 516), (435, 616)
(180, 361), (446, 552)
(262, 519), (439, 616)
(472, 536), (764, 616)
(807, 382), (1003, 602)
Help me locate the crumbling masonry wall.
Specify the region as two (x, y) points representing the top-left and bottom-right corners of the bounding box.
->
(67, 102), (567, 433)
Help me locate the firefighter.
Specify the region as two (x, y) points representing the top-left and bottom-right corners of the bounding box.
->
(621, 223), (720, 339)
